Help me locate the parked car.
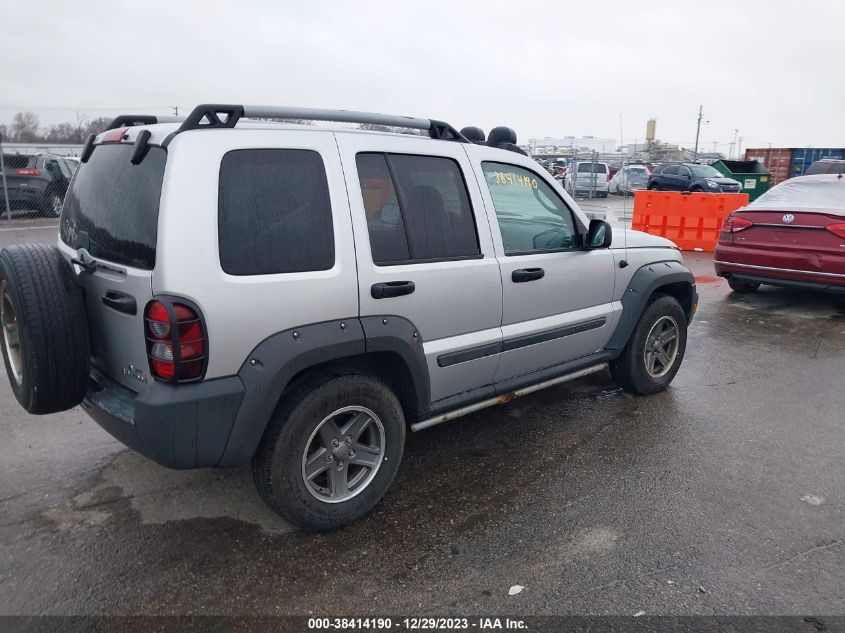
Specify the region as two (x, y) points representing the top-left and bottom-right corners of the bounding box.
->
(564, 161), (610, 197)
(0, 154), (75, 216)
(805, 159), (845, 176)
(0, 104), (696, 530)
(648, 163), (741, 193)
(609, 165), (649, 196)
(714, 174), (845, 294)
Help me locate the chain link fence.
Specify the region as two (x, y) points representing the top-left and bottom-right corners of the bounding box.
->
(0, 138), (84, 221)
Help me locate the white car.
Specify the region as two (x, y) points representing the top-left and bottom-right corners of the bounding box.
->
(565, 161), (610, 198)
(609, 165), (650, 196)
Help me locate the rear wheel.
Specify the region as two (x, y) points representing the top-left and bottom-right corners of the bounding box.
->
(610, 294), (687, 395)
(0, 244), (89, 413)
(727, 278), (760, 293)
(253, 373), (406, 530)
(648, 183), (660, 191)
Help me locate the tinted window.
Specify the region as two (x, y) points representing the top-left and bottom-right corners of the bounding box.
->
(356, 153), (480, 264)
(2, 155), (33, 169)
(219, 149), (334, 275)
(663, 165), (679, 175)
(61, 144), (165, 269)
(482, 162), (579, 255)
(689, 164), (721, 178)
(577, 163), (608, 174)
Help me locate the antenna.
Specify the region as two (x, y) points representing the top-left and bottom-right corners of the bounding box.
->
(619, 114), (629, 269)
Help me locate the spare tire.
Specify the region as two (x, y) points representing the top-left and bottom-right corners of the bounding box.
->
(0, 244), (89, 414)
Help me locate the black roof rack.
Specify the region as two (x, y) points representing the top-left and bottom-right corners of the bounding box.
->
(166, 104), (469, 143)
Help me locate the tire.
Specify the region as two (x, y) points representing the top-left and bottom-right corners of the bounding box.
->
(0, 244), (89, 414)
(648, 183), (660, 191)
(253, 373), (406, 530)
(728, 278), (760, 293)
(690, 187), (704, 193)
(610, 294), (687, 395)
(41, 192), (64, 218)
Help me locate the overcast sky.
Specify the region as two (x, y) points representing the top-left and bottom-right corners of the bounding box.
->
(1, 0), (843, 152)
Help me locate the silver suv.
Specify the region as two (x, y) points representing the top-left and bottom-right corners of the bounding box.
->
(0, 105), (697, 530)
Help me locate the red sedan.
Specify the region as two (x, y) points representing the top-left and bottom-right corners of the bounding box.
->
(714, 175), (845, 294)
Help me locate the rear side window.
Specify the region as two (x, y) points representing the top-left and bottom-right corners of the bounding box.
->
(218, 149), (334, 275)
(60, 144), (166, 270)
(355, 153), (480, 264)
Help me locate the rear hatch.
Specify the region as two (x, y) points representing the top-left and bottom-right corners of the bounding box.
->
(724, 209), (845, 275)
(59, 142), (166, 391)
(2, 155), (39, 193)
(576, 163), (608, 187)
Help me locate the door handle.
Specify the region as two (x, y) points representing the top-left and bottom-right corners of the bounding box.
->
(102, 290), (137, 315)
(512, 268), (545, 283)
(371, 281), (415, 299)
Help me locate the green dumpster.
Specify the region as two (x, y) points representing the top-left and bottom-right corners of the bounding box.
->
(711, 159), (771, 201)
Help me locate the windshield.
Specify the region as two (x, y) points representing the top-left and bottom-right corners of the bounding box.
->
(60, 144), (166, 270)
(689, 165), (722, 178)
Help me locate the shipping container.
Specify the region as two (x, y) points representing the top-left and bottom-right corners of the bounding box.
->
(744, 148), (793, 186)
(789, 148), (844, 179)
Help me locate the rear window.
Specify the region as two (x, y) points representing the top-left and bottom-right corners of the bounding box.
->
(60, 144), (166, 270)
(218, 149), (334, 275)
(577, 163), (607, 174)
(2, 155), (34, 169)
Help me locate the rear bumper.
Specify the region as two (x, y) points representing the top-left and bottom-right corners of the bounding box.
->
(82, 368), (245, 469)
(714, 257), (845, 294)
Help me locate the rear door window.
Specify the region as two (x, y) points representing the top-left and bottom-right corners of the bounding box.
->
(218, 149), (335, 275)
(60, 144), (166, 270)
(355, 153), (480, 264)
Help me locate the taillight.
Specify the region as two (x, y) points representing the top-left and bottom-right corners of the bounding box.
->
(15, 168), (40, 176)
(144, 299), (206, 382)
(101, 127), (126, 143)
(826, 223), (845, 239)
(723, 216), (753, 233)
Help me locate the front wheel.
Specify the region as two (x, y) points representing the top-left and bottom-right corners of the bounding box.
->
(253, 374), (406, 530)
(610, 294), (687, 395)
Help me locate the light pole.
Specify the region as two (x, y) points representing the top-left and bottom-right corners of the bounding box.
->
(731, 129), (739, 159)
(693, 105), (704, 161)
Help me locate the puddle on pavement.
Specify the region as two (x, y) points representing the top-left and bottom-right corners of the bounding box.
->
(42, 450), (294, 535)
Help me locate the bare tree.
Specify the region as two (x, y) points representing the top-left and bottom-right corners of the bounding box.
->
(83, 117), (112, 137)
(11, 111), (40, 142)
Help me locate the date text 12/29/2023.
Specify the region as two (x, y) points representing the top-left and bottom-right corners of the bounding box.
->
(307, 617), (528, 630)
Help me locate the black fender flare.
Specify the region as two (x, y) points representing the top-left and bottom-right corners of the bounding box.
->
(605, 260), (697, 351)
(217, 316), (429, 467)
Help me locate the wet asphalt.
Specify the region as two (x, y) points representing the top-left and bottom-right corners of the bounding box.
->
(1, 205), (844, 616)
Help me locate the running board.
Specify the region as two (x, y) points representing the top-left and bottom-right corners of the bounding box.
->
(411, 363), (608, 432)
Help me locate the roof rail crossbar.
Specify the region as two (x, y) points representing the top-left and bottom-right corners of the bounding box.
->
(106, 114), (184, 130)
(177, 104), (245, 133)
(171, 104), (469, 142)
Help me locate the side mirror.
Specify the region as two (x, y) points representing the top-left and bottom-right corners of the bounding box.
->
(587, 219), (612, 249)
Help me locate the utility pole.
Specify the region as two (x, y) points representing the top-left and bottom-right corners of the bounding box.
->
(173, 106), (179, 116)
(0, 132), (11, 222)
(693, 105), (704, 161)
(731, 129), (739, 159)
(738, 136), (744, 160)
